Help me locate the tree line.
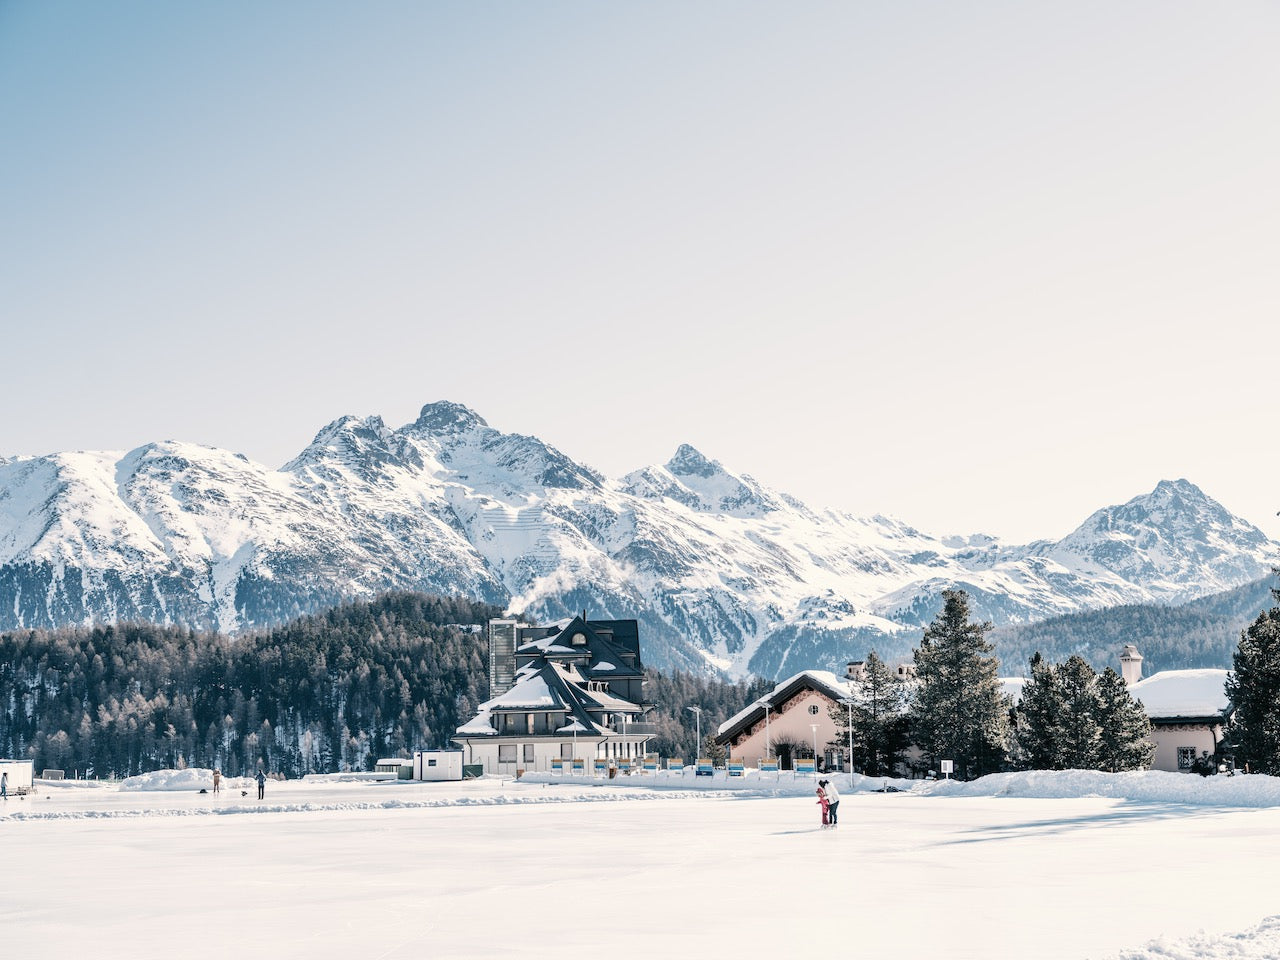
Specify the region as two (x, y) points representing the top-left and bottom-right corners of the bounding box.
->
(0, 593), (501, 778)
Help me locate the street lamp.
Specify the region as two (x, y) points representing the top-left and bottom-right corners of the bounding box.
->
(687, 706), (702, 760)
(765, 705), (772, 760)
(810, 723), (818, 776)
(839, 698), (855, 790)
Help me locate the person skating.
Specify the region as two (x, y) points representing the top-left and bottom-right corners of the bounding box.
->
(212, 768), (221, 795)
(820, 778), (841, 826)
(1, 770), (7, 801)
(816, 786), (830, 827)
(256, 770), (266, 800)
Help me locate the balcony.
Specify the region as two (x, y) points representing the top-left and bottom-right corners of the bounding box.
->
(608, 722), (659, 736)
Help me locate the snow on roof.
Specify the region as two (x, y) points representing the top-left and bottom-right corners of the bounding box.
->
(1129, 669), (1230, 719)
(484, 673), (558, 709)
(456, 709), (499, 736)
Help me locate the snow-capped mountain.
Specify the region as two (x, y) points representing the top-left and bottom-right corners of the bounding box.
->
(1, 402), (1275, 677)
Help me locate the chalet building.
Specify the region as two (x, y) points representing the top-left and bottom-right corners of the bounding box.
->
(1120, 645), (1232, 773)
(453, 615), (654, 776)
(715, 663), (916, 771)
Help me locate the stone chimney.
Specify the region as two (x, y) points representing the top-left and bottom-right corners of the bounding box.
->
(1119, 644), (1143, 685)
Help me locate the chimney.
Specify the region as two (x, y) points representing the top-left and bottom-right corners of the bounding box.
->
(1119, 645), (1143, 685)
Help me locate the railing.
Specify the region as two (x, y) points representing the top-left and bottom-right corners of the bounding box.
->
(610, 722), (658, 736)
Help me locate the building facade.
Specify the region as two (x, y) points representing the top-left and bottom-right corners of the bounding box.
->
(453, 615), (654, 775)
(1122, 645), (1231, 773)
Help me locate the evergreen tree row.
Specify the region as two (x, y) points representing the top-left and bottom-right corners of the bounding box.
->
(0, 593), (501, 778)
(831, 590), (1153, 778)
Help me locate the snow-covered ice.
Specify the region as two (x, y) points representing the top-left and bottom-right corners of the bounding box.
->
(3, 769), (1279, 959)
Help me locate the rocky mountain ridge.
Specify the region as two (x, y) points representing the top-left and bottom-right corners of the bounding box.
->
(1, 401), (1274, 678)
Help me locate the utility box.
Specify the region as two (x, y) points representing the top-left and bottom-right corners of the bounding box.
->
(414, 750), (463, 782)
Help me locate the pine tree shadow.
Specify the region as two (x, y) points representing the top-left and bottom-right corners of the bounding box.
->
(931, 801), (1249, 846)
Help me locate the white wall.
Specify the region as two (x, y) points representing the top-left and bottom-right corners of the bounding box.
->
(456, 738), (651, 775)
(1149, 724), (1221, 773)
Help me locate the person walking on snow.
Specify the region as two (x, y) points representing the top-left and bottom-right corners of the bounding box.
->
(212, 769), (221, 795)
(256, 770), (266, 800)
(820, 778), (841, 826)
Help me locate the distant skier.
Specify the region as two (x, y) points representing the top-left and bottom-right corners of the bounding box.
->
(816, 786), (829, 827)
(256, 770), (266, 800)
(820, 779), (841, 826)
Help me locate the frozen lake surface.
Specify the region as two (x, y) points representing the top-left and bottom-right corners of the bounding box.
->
(4, 770), (1279, 959)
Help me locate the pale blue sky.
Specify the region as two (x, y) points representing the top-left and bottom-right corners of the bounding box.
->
(3, 1), (1278, 543)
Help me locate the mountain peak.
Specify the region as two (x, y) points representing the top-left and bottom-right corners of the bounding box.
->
(666, 444), (720, 479)
(410, 401), (487, 436)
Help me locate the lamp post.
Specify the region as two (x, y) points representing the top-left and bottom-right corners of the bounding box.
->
(839, 698), (855, 789)
(765, 705), (772, 760)
(810, 723), (818, 776)
(687, 706), (702, 761)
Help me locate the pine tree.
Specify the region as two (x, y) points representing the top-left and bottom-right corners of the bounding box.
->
(911, 589), (1010, 779)
(1224, 574), (1280, 774)
(830, 650), (909, 776)
(1013, 652), (1064, 769)
(1057, 655), (1103, 769)
(1015, 654), (1152, 772)
(1094, 667), (1153, 772)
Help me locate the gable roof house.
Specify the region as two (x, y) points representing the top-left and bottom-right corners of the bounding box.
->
(454, 615), (654, 775)
(1120, 645), (1232, 773)
(716, 668), (861, 771)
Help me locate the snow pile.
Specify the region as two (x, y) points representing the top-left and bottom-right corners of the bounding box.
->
(921, 769), (1280, 807)
(118, 769), (250, 792)
(1108, 915), (1280, 959)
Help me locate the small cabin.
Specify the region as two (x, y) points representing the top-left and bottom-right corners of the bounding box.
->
(413, 750), (463, 782)
(1, 759), (35, 796)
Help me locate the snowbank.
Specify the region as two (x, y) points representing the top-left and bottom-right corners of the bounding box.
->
(118, 769), (252, 792)
(1108, 915), (1280, 960)
(920, 769), (1280, 807)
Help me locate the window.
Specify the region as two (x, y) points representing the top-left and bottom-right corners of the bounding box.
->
(1177, 747), (1196, 770)
(524, 744), (536, 763)
(427, 759), (437, 767)
(499, 745), (516, 763)
(808, 704), (820, 716)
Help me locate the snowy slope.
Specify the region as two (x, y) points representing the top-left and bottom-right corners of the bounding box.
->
(0, 401), (1275, 675)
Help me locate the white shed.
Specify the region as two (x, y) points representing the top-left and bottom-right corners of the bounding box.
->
(1, 759), (35, 796)
(413, 750), (463, 782)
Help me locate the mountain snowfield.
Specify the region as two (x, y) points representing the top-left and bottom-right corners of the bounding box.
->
(1, 401), (1275, 677)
